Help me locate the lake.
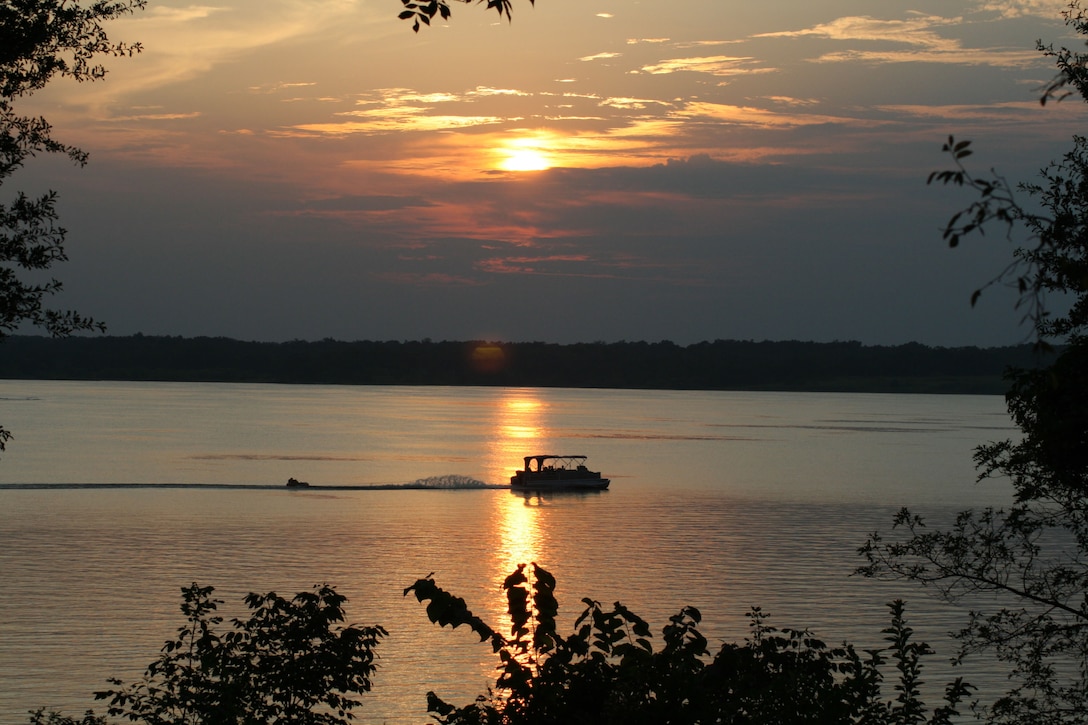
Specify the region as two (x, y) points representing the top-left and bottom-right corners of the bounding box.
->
(0, 381), (1017, 723)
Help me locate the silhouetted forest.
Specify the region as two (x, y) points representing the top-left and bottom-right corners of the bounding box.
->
(0, 335), (1042, 393)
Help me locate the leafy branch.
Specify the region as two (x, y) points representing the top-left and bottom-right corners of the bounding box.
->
(927, 137), (1053, 342)
(398, 0), (536, 33)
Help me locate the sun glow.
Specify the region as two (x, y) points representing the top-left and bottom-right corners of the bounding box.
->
(497, 137), (553, 171)
(499, 147), (551, 171)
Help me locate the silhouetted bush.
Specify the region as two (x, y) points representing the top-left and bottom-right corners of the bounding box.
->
(406, 563), (973, 724)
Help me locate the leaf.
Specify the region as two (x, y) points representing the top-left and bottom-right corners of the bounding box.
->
(502, 564), (527, 590)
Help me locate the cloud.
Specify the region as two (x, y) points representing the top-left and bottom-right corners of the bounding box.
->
(284, 85), (550, 137)
(579, 52), (624, 61)
(974, 0), (1071, 18)
(143, 4), (223, 22)
(672, 40), (746, 49)
(293, 113), (506, 136)
(30, 0), (375, 126)
(813, 46), (1040, 67)
(757, 14), (965, 45)
(106, 111), (203, 122)
(879, 100), (1081, 122)
(247, 81), (318, 95)
(638, 55), (772, 76)
(599, 97), (673, 110)
(678, 102), (880, 129)
(383, 91), (462, 104)
(470, 87), (532, 97)
(763, 96), (822, 107)
(350, 155), (882, 257)
(290, 87), (506, 136)
(755, 13), (1044, 67)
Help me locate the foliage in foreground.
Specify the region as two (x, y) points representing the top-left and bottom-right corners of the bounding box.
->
(405, 563), (974, 725)
(27, 710), (105, 725)
(36, 568), (974, 724)
(93, 583), (386, 724)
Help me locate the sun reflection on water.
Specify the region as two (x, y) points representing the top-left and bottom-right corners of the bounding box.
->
(486, 390), (552, 594)
(483, 390), (548, 487)
(496, 492), (544, 578)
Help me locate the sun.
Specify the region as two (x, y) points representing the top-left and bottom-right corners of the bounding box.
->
(499, 147), (551, 172)
(495, 135), (556, 172)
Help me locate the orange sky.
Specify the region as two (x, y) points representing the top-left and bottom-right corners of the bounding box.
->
(14, 0), (1086, 344)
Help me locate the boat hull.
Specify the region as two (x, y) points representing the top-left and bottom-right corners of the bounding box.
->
(510, 473), (610, 490)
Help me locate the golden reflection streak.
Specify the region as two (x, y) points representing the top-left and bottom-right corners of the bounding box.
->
(486, 390), (551, 597)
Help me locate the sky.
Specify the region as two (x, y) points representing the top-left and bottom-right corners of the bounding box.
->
(13, 0), (1088, 346)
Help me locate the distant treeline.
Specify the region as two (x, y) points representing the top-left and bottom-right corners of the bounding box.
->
(0, 334), (1044, 394)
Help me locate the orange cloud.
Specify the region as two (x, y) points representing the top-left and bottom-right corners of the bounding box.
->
(638, 55), (772, 76)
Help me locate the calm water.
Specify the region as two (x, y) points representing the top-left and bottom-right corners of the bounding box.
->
(0, 381), (1017, 723)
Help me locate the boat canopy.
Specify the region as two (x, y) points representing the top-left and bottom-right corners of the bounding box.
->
(523, 455), (589, 472)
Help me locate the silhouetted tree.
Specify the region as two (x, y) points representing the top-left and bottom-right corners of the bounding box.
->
(860, 4), (1088, 722)
(0, 0), (144, 452)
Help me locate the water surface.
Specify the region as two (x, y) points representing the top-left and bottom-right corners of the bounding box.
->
(0, 382), (1016, 722)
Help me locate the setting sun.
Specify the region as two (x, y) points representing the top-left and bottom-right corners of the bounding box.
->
(495, 136), (555, 172)
(499, 146), (551, 172)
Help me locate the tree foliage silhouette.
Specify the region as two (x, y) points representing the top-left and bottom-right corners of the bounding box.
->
(95, 583), (387, 725)
(405, 563), (973, 724)
(0, 0), (144, 453)
(860, 4), (1088, 722)
(399, 0), (535, 33)
(35, 569), (975, 724)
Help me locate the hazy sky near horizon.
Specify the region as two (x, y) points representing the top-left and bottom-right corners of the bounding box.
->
(15, 0), (1088, 345)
